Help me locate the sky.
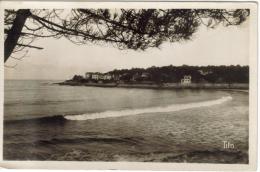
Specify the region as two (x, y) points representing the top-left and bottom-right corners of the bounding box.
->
(5, 18), (249, 80)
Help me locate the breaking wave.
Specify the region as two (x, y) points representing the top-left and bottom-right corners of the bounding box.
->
(64, 96), (232, 121)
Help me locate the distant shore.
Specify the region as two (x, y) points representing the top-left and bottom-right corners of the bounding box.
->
(57, 81), (249, 90)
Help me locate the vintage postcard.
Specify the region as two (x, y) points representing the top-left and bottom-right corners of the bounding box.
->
(0, 1), (257, 171)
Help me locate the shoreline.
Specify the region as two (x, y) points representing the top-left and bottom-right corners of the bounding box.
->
(57, 81), (249, 91)
(218, 89), (249, 93)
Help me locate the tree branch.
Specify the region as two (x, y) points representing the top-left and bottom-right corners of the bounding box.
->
(16, 43), (44, 50)
(30, 13), (124, 43)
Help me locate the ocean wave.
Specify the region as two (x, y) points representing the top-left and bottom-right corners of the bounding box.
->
(64, 96), (232, 121)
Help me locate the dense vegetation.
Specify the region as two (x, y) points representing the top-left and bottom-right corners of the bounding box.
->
(108, 65), (249, 84)
(70, 65), (249, 84)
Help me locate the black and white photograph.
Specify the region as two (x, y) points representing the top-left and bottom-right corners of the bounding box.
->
(0, 1), (258, 170)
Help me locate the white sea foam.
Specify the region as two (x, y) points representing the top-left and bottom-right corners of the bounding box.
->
(64, 96), (232, 121)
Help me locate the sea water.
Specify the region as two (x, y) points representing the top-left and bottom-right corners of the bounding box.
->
(3, 80), (249, 163)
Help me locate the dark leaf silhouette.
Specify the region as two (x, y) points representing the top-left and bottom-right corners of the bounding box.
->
(4, 9), (250, 62)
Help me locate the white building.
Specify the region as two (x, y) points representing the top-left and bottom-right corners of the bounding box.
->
(131, 73), (140, 81)
(103, 74), (112, 80)
(141, 72), (150, 78)
(91, 73), (101, 80)
(198, 69), (212, 76)
(112, 74), (120, 81)
(85, 72), (92, 79)
(85, 72), (113, 80)
(181, 75), (192, 84)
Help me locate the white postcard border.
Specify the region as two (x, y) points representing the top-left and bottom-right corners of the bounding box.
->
(0, 1), (257, 171)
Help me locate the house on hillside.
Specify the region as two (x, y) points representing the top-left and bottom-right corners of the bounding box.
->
(91, 73), (101, 80)
(85, 72), (114, 81)
(141, 72), (151, 80)
(131, 73), (140, 81)
(198, 69), (213, 76)
(181, 75), (192, 84)
(111, 74), (120, 81)
(130, 72), (151, 82)
(103, 74), (113, 80)
(141, 72), (150, 78)
(85, 72), (93, 79)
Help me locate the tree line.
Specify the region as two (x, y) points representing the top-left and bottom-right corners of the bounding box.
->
(107, 65), (249, 84)
(70, 65), (249, 84)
